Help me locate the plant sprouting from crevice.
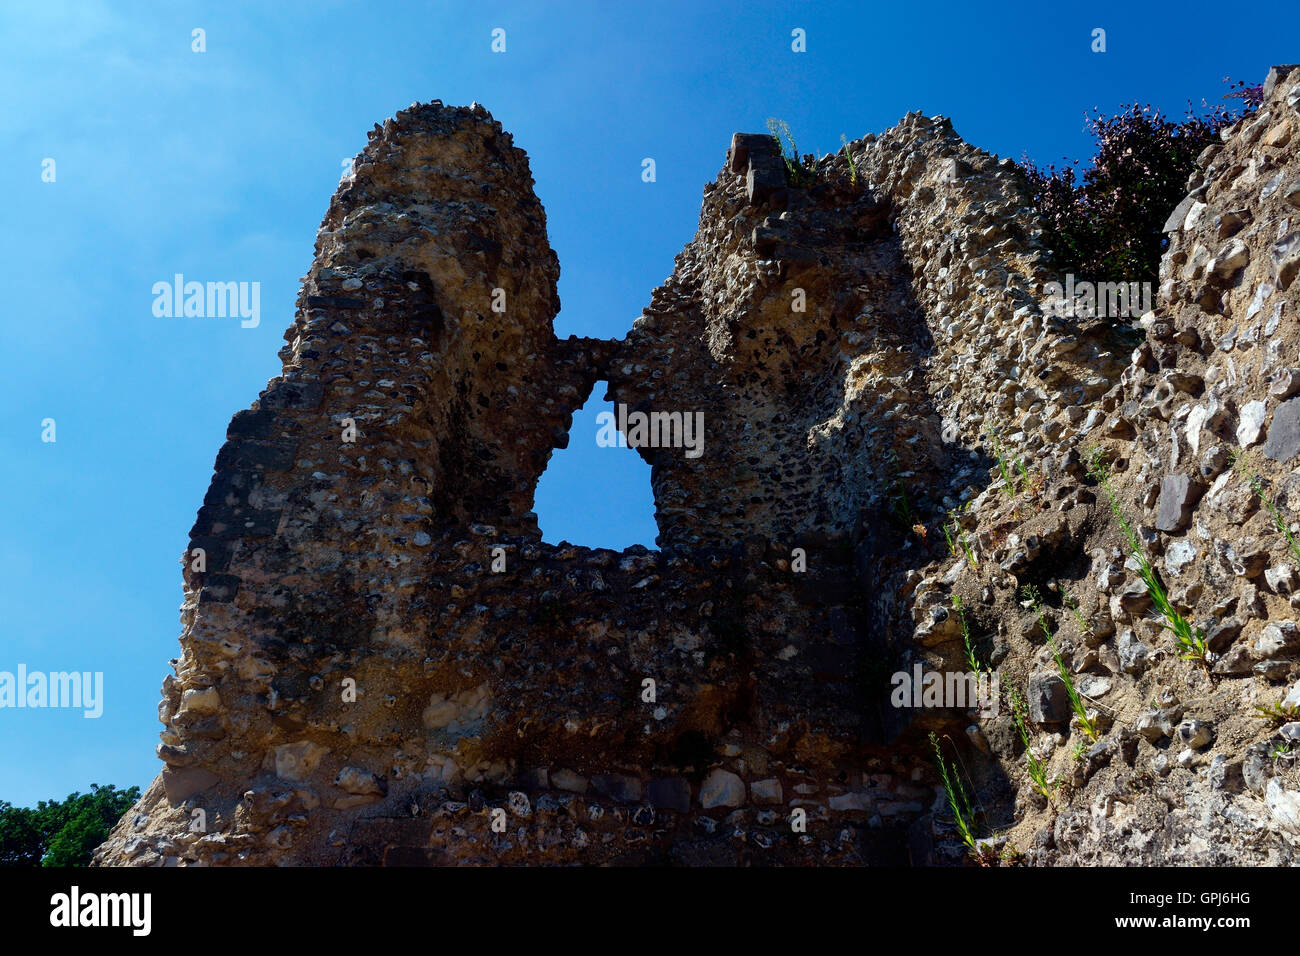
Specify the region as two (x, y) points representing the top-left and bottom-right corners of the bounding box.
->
(1086, 447), (1209, 667)
(953, 596), (983, 675)
(1006, 685), (1054, 800)
(930, 732), (979, 857)
(840, 134), (858, 186)
(1023, 584), (1098, 742)
(767, 118), (810, 186)
(1232, 449), (1300, 568)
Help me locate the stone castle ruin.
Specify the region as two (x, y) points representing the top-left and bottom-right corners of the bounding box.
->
(98, 65), (1300, 865)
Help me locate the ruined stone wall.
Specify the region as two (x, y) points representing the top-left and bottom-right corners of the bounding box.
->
(1015, 64), (1300, 864)
(853, 113), (1126, 482)
(102, 101), (974, 868)
(97, 66), (1300, 867)
(611, 114), (1125, 555)
(893, 65), (1300, 865)
(162, 102), (591, 798)
(607, 134), (908, 551)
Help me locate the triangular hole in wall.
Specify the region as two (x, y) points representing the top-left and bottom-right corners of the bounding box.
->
(533, 380), (658, 550)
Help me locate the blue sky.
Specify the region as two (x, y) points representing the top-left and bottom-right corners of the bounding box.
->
(0, 0), (1291, 807)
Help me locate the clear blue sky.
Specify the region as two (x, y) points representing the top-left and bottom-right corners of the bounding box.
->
(0, 0), (1290, 807)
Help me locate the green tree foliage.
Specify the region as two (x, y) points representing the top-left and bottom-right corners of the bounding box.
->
(0, 784), (140, 867)
(1019, 80), (1260, 296)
